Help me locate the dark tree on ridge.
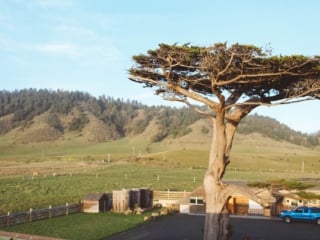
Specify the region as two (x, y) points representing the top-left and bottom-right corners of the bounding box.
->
(129, 42), (320, 240)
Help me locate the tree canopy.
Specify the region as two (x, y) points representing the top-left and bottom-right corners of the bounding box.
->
(129, 43), (320, 121)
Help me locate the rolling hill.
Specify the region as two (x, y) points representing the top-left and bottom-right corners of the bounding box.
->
(0, 89), (319, 147)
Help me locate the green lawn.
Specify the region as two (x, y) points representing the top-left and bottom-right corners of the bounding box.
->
(0, 212), (153, 240)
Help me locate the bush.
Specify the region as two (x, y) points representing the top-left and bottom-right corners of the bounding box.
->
(297, 191), (320, 199)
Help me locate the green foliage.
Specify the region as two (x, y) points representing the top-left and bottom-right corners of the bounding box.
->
(248, 179), (315, 190)
(238, 114), (319, 147)
(250, 179), (315, 190)
(130, 42), (320, 104)
(280, 180), (314, 190)
(151, 130), (168, 142)
(0, 89), (92, 122)
(132, 118), (150, 134)
(68, 114), (88, 131)
(46, 113), (64, 132)
(247, 182), (271, 188)
(201, 126), (210, 134)
(155, 107), (201, 140)
(297, 191), (320, 199)
(0, 89), (318, 146)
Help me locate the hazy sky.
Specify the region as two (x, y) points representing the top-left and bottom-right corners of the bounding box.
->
(0, 0), (319, 133)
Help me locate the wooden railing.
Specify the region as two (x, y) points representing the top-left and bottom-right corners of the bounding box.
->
(153, 190), (191, 201)
(0, 203), (81, 227)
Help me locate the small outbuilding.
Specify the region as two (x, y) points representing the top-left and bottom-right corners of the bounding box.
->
(113, 189), (130, 213)
(82, 193), (112, 213)
(139, 188), (153, 209)
(113, 188), (153, 213)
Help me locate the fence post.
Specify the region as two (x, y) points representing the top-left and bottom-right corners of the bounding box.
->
(29, 208), (33, 222)
(49, 205), (52, 219)
(65, 203), (69, 216)
(81, 200), (84, 212)
(6, 212), (10, 227)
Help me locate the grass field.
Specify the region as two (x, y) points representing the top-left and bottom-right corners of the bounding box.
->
(0, 132), (319, 214)
(0, 164), (207, 214)
(0, 132), (319, 239)
(0, 212), (155, 240)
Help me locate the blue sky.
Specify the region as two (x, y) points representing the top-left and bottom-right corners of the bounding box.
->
(0, 0), (319, 133)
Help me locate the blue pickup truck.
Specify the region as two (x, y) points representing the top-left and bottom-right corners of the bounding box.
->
(280, 206), (320, 224)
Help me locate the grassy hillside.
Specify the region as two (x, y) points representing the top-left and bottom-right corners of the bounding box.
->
(0, 132), (319, 215)
(1, 117), (319, 177)
(0, 90), (319, 215)
(1, 89), (319, 146)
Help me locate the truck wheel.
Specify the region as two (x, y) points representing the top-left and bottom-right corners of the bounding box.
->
(284, 216), (291, 223)
(316, 218), (320, 225)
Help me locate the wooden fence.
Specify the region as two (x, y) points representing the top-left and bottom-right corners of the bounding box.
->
(153, 190), (190, 201)
(271, 204), (292, 216)
(0, 203), (81, 227)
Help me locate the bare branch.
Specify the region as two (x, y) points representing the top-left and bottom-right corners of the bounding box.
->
(225, 90), (242, 106)
(128, 75), (159, 86)
(174, 85), (219, 110)
(183, 101), (216, 118)
(229, 96), (318, 110)
(223, 184), (275, 208)
(216, 52), (235, 79)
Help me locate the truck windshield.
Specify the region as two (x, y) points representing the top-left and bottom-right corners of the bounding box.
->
(293, 207), (303, 213)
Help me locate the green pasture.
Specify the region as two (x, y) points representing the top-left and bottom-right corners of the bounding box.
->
(230, 143), (320, 173)
(0, 212), (154, 240)
(1, 132), (319, 171)
(0, 133), (319, 215)
(0, 164), (206, 214)
(0, 136), (172, 164)
(0, 135), (319, 240)
(1, 162), (319, 215)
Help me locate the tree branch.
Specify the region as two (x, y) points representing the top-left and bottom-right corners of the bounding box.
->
(225, 97), (261, 123)
(225, 90), (242, 107)
(217, 53), (235, 79)
(179, 101), (216, 118)
(222, 184), (275, 208)
(216, 71), (316, 86)
(174, 85), (219, 110)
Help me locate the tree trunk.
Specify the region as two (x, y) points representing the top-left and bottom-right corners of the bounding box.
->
(203, 112), (231, 240)
(203, 182), (229, 240)
(202, 101), (262, 240)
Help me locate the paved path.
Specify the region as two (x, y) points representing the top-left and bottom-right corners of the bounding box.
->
(105, 214), (320, 240)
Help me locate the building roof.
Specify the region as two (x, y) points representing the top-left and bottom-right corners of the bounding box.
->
(84, 193), (106, 201)
(190, 181), (248, 197)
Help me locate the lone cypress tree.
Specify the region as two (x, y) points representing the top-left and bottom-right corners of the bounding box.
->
(129, 42), (320, 240)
